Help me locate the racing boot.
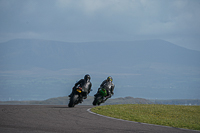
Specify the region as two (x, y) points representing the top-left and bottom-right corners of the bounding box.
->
(69, 87), (75, 97)
(68, 92), (73, 97)
(102, 97), (107, 103)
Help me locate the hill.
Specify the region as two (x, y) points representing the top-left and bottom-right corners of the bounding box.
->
(1, 96), (200, 105)
(0, 39), (200, 71)
(0, 39), (200, 100)
(0, 96), (153, 105)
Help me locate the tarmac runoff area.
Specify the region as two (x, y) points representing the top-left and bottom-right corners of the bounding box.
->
(0, 105), (199, 133)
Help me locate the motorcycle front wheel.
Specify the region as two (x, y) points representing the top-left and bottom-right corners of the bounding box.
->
(68, 94), (78, 107)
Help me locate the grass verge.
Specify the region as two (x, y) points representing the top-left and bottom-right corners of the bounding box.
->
(91, 104), (200, 130)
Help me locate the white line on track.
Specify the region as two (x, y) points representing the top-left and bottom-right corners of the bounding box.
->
(87, 108), (200, 132)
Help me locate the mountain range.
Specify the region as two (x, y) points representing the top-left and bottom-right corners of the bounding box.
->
(1, 39), (200, 71)
(0, 39), (199, 101)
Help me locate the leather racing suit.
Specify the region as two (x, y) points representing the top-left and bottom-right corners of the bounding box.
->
(69, 75), (92, 99)
(100, 80), (114, 99)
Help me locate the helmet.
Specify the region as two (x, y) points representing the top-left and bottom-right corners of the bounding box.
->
(107, 76), (113, 82)
(84, 74), (91, 81)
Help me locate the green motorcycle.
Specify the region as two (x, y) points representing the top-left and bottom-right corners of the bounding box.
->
(92, 88), (107, 106)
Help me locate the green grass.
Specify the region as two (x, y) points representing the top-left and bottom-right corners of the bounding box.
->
(91, 104), (200, 130)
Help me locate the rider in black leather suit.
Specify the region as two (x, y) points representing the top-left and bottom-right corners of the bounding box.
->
(69, 74), (92, 99)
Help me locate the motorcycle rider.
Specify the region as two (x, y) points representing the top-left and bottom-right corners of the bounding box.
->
(95, 76), (115, 102)
(68, 74), (92, 100)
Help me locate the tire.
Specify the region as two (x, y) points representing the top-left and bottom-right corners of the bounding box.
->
(93, 95), (102, 106)
(68, 95), (78, 107)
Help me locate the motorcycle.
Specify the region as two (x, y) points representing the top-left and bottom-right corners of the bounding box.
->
(68, 86), (87, 107)
(92, 87), (107, 106)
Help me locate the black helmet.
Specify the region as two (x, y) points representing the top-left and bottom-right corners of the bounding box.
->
(84, 74), (91, 81)
(107, 76), (113, 82)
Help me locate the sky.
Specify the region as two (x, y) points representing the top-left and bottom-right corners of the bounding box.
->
(0, 0), (200, 51)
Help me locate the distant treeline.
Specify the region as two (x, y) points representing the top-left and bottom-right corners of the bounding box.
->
(0, 96), (200, 105)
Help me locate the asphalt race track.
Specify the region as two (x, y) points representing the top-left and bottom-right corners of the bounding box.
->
(0, 105), (199, 133)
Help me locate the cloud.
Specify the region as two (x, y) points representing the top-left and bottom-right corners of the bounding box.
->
(0, 0), (200, 50)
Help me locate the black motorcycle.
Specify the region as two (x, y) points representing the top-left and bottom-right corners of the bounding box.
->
(92, 87), (107, 106)
(68, 86), (87, 107)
